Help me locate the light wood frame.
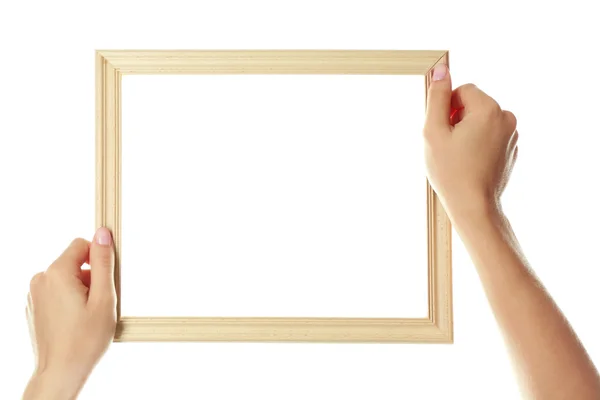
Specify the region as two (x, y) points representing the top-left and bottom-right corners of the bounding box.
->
(96, 50), (452, 343)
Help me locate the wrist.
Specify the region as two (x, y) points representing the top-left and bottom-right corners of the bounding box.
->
(24, 368), (85, 400)
(443, 194), (503, 232)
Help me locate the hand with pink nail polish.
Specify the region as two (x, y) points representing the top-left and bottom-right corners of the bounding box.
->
(423, 63), (518, 222)
(23, 228), (117, 400)
(424, 65), (600, 399)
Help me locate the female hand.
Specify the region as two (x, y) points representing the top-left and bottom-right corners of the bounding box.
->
(23, 227), (117, 400)
(423, 63), (519, 221)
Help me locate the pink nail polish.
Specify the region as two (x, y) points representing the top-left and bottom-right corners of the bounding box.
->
(432, 64), (447, 81)
(95, 227), (112, 246)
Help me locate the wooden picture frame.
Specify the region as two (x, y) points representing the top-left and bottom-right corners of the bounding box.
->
(96, 50), (453, 343)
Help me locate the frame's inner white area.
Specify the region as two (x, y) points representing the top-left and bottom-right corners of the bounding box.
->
(121, 74), (427, 318)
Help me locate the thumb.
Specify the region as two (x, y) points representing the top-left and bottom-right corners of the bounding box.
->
(424, 63), (452, 136)
(89, 227), (116, 307)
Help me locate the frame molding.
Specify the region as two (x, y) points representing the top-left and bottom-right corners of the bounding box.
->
(96, 50), (452, 343)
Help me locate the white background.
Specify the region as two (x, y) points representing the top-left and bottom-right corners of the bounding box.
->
(121, 74), (428, 318)
(0, 1), (598, 399)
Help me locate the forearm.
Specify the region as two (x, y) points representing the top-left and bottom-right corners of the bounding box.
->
(451, 202), (600, 399)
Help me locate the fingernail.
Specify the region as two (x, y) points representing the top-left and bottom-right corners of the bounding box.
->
(432, 64), (447, 81)
(95, 227), (112, 246)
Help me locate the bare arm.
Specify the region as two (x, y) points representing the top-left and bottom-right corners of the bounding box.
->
(424, 64), (600, 399)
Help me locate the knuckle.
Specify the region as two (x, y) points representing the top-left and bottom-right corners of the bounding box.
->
(481, 101), (501, 120)
(459, 83), (477, 92)
(70, 237), (89, 252)
(503, 110), (518, 131)
(488, 98), (502, 113)
(29, 272), (45, 290)
(43, 267), (61, 280)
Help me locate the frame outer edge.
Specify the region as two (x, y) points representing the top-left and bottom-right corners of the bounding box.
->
(103, 50), (453, 343)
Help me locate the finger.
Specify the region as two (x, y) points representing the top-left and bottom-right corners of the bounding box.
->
(88, 227), (116, 307)
(451, 84), (496, 115)
(28, 272), (44, 308)
(504, 110), (518, 134)
(424, 63), (452, 136)
(47, 238), (91, 274)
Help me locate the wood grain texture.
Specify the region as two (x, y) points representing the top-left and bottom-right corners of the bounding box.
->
(96, 52), (122, 319)
(96, 50), (447, 75)
(96, 50), (453, 343)
(425, 52), (453, 342)
(115, 317), (448, 343)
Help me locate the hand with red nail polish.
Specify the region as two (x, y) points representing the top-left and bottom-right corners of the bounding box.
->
(23, 228), (116, 400)
(424, 63), (519, 222)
